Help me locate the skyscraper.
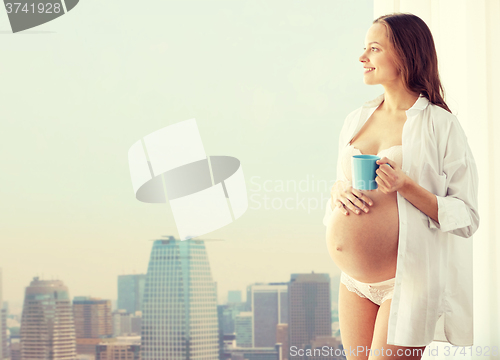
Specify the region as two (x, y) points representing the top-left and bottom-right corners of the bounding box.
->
(276, 324), (289, 360)
(288, 272), (331, 356)
(112, 310), (142, 336)
(10, 342), (21, 360)
(95, 336), (141, 360)
(234, 312), (252, 347)
(72, 297), (113, 355)
(249, 283), (288, 347)
(73, 297), (113, 338)
(0, 268), (3, 360)
(117, 274), (146, 314)
(20, 277), (77, 360)
(0, 309), (5, 360)
(130, 312), (142, 335)
(227, 290), (242, 304)
(141, 236), (219, 359)
(112, 309), (132, 337)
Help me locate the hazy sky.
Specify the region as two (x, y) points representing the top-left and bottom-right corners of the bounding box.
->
(0, 0), (381, 310)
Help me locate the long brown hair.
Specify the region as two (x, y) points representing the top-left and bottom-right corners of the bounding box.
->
(373, 13), (451, 113)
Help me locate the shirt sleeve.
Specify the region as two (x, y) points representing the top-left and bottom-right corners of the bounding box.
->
(428, 118), (480, 238)
(323, 112), (352, 227)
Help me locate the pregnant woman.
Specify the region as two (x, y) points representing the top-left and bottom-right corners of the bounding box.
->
(323, 13), (480, 360)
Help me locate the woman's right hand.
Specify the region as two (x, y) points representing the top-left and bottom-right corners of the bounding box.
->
(330, 180), (373, 215)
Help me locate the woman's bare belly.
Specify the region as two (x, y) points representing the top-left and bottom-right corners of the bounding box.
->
(326, 189), (399, 283)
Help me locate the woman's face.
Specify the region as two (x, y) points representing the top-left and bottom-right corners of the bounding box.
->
(359, 23), (401, 86)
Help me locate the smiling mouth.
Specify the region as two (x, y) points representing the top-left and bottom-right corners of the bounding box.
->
(364, 68), (375, 73)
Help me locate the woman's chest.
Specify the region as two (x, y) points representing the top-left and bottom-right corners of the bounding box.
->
(349, 110), (408, 154)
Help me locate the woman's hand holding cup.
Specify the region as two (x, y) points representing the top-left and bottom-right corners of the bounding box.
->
(330, 180), (374, 215)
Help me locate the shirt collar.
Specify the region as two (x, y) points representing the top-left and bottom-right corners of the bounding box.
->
(363, 93), (429, 117)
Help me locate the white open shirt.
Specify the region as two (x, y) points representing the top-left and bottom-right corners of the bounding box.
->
(323, 93), (480, 347)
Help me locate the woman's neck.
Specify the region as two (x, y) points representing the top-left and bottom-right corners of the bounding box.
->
(380, 84), (420, 113)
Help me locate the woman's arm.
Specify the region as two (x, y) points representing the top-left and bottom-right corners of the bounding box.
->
(427, 155), (479, 238)
(378, 115), (478, 238)
(404, 117), (480, 238)
(398, 177), (439, 223)
(433, 118), (479, 238)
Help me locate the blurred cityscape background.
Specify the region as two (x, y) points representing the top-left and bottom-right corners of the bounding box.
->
(0, 237), (345, 360)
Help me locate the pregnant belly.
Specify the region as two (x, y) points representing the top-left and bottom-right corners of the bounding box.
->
(325, 190), (400, 283)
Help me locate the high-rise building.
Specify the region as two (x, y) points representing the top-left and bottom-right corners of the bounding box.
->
(307, 335), (343, 360)
(216, 306), (224, 360)
(227, 291), (242, 304)
(117, 275), (146, 314)
(11, 340), (21, 360)
(276, 324), (289, 360)
(221, 307), (235, 334)
(72, 297), (113, 355)
(112, 310), (131, 337)
(234, 312), (252, 347)
(130, 312), (142, 335)
(73, 297), (113, 338)
(0, 308), (6, 360)
(218, 303), (246, 336)
(0, 268), (5, 360)
(249, 283), (288, 347)
(245, 284), (254, 311)
(221, 333), (236, 359)
(227, 345), (282, 360)
(20, 277), (77, 360)
(288, 272), (331, 357)
(141, 236), (219, 359)
(96, 336), (141, 360)
(0, 309), (5, 359)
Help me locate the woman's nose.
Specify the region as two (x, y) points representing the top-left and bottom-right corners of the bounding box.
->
(359, 48), (369, 63)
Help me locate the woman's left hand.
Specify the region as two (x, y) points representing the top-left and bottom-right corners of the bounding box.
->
(375, 157), (407, 194)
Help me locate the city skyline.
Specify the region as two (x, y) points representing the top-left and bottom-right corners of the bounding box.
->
(6, 249), (342, 359)
(1, 255), (342, 317)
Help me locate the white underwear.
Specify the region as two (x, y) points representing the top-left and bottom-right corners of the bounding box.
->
(341, 271), (395, 306)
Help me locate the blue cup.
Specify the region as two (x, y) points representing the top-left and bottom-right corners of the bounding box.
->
(352, 155), (381, 190)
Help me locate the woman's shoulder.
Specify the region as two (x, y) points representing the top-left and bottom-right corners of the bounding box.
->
(425, 102), (468, 143)
(346, 106), (363, 119)
(425, 102), (458, 124)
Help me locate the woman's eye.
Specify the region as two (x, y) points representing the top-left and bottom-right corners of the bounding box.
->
(371, 47), (378, 51)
